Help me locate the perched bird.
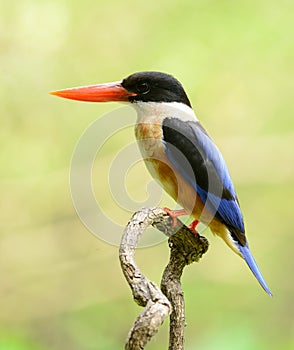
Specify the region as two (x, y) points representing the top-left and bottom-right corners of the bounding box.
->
(50, 71), (271, 295)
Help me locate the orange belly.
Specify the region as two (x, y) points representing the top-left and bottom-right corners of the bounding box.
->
(135, 120), (219, 226)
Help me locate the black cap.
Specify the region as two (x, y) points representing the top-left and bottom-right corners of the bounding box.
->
(121, 71), (192, 107)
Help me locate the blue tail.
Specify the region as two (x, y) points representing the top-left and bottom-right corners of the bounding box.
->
(238, 243), (272, 296)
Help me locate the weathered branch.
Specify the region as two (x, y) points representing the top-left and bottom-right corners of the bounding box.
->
(119, 207), (209, 350)
(160, 223), (209, 349)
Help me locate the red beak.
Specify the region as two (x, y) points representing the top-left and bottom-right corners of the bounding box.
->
(49, 81), (136, 102)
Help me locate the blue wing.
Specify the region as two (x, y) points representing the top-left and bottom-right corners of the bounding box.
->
(162, 117), (245, 244)
(162, 117), (273, 295)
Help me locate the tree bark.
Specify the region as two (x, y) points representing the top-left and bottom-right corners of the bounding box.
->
(119, 207), (209, 350)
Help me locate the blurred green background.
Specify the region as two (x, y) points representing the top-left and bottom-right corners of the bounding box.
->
(1, 0), (293, 349)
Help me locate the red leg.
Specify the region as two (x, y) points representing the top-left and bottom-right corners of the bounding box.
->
(163, 208), (187, 227)
(188, 220), (199, 235)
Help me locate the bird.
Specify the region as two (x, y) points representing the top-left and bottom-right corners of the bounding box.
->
(50, 71), (272, 296)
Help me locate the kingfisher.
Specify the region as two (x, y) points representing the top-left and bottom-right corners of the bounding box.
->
(50, 71), (272, 296)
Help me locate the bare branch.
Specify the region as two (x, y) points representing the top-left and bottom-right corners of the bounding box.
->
(160, 224), (209, 349)
(119, 207), (209, 350)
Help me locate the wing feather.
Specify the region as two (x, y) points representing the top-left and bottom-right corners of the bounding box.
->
(162, 117), (246, 245)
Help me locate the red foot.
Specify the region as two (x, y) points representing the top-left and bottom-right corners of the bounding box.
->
(188, 220), (199, 235)
(163, 208), (187, 227)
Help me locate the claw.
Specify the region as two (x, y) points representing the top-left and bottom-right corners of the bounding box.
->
(188, 220), (199, 235)
(163, 208), (187, 227)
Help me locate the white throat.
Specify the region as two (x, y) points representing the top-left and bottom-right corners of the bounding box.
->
(132, 101), (198, 122)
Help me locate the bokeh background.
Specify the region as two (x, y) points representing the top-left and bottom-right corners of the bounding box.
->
(1, 0), (293, 349)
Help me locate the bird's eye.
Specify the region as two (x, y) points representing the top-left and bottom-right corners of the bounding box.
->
(136, 82), (150, 94)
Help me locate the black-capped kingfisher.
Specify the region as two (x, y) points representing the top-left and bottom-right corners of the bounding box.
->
(50, 71), (272, 296)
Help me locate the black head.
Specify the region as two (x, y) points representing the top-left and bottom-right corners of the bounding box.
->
(121, 71), (192, 107)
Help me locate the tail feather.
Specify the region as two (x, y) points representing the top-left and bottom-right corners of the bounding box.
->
(238, 243), (272, 296)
